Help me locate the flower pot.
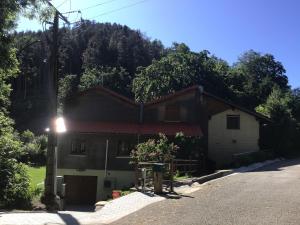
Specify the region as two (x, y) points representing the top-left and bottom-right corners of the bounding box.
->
(112, 190), (121, 199)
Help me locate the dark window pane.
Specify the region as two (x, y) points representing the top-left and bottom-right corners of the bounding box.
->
(71, 139), (86, 155)
(117, 141), (132, 156)
(227, 115), (240, 129)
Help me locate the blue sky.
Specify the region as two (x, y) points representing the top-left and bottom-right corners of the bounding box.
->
(17, 0), (300, 88)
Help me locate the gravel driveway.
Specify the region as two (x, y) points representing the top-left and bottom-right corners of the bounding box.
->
(111, 159), (300, 225)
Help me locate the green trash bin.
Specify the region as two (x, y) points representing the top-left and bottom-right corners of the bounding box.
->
(152, 163), (164, 194)
(152, 163), (165, 172)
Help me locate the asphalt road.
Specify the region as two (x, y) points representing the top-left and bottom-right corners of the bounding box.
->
(111, 159), (300, 225)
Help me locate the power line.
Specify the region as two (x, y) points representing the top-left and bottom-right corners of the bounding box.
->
(46, 0), (70, 24)
(80, 0), (120, 11)
(56, 0), (69, 8)
(86, 0), (149, 20)
(68, 0), (149, 26)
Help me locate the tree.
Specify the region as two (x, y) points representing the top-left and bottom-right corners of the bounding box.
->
(58, 74), (79, 111)
(18, 130), (47, 166)
(291, 88), (300, 123)
(256, 86), (299, 155)
(10, 22), (164, 131)
(228, 50), (289, 109)
(255, 86), (293, 122)
(0, 0), (41, 208)
(132, 43), (232, 102)
(79, 66), (131, 96)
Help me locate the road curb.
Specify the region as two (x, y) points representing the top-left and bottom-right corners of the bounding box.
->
(174, 158), (284, 188)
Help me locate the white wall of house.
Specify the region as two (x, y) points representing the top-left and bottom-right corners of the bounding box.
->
(57, 169), (135, 201)
(208, 109), (260, 167)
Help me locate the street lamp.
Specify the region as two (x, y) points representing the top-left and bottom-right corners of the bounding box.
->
(45, 117), (66, 133)
(55, 117), (66, 133)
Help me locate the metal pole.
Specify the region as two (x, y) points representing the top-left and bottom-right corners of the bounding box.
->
(104, 139), (109, 177)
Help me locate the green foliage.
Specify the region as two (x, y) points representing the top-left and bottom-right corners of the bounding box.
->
(26, 166), (45, 200)
(26, 166), (45, 188)
(291, 88), (300, 122)
(0, 0), (43, 209)
(0, 162), (32, 209)
(120, 188), (134, 197)
(174, 172), (190, 181)
(10, 24), (294, 134)
(130, 133), (179, 163)
(58, 74), (79, 110)
(19, 130), (47, 166)
(79, 66), (131, 96)
(0, 115), (33, 208)
(0, 126), (44, 208)
(173, 132), (205, 159)
(255, 86), (293, 122)
(228, 50), (289, 108)
(11, 22), (164, 131)
(133, 43), (231, 102)
(256, 87), (300, 155)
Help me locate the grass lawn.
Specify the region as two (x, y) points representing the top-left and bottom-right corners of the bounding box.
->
(174, 174), (190, 181)
(26, 166), (46, 189)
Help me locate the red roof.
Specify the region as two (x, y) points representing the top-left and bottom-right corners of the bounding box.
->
(65, 121), (203, 137)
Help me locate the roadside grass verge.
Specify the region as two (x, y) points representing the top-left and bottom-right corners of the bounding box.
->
(26, 166), (46, 189)
(26, 166), (46, 206)
(174, 174), (190, 181)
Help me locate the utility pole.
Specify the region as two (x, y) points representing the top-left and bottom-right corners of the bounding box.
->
(42, 1), (69, 210)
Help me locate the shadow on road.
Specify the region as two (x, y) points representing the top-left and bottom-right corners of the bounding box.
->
(56, 204), (95, 225)
(161, 193), (195, 199)
(58, 213), (81, 225)
(245, 158), (300, 173)
(139, 190), (194, 200)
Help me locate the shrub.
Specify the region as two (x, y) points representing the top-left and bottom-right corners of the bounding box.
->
(19, 130), (47, 166)
(0, 149), (33, 209)
(130, 133), (179, 163)
(256, 86), (300, 156)
(173, 132), (206, 159)
(0, 114), (33, 209)
(1, 163), (33, 209)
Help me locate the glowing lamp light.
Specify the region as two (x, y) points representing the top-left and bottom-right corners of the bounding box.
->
(55, 117), (66, 133)
(45, 127), (50, 132)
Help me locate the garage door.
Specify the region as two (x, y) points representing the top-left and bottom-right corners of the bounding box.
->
(64, 175), (97, 205)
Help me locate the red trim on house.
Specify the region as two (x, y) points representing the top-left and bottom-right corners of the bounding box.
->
(140, 122), (203, 137)
(65, 121), (203, 137)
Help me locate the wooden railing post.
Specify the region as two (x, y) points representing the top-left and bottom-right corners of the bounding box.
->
(170, 159), (174, 192)
(135, 164), (139, 190)
(189, 156), (192, 176)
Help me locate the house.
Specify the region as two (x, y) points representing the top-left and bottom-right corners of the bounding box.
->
(57, 85), (270, 204)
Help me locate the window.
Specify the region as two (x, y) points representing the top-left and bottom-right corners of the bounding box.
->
(117, 141), (132, 157)
(227, 115), (240, 129)
(165, 104), (181, 122)
(71, 139), (86, 155)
